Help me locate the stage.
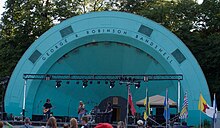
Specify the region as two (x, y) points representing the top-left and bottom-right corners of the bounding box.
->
(2, 120), (141, 128)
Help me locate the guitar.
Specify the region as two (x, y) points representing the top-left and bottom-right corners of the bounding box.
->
(43, 107), (55, 114)
(78, 107), (86, 114)
(43, 108), (50, 114)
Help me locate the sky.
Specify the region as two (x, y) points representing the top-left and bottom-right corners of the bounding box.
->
(0, 0), (204, 19)
(0, 0), (6, 17)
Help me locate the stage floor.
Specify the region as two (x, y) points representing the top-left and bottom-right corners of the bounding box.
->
(2, 120), (139, 128)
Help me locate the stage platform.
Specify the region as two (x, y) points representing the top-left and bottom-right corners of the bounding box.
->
(1, 120), (141, 128)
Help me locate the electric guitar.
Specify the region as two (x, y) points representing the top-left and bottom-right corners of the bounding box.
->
(43, 107), (55, 114)
(43, 108), (50, 114)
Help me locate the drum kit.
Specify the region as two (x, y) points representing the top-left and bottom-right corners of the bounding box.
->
(86, 106), (110, 123)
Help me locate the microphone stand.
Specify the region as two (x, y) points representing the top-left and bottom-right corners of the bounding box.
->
(37, 100), (42, 114)
(67, 98), (72, 121)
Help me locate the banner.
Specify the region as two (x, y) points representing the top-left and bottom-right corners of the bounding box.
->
(163, 88), (170, 120)
(198, 93), (216, 118)
(128, 86), (136, 116)
(144, 87), (150, 120)
(179, 92), (188, 119)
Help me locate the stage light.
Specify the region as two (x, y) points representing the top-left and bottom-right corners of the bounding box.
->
(132, 78), (136, 82)
(135, 82), (140, 89)
(45, 75), (51, 80)
(144, 76), (148, 82)
(56, 81), (62, 88)
(109, 81), (115, 89)
(118, 77), (123, 81)
(83, 80), (88, 88)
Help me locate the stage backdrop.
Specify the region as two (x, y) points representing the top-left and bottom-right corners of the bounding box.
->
(4, 11), (210, 125)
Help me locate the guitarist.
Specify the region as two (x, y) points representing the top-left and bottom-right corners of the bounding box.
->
(43, 99), (52, 120)
(78, 101), (86, 123)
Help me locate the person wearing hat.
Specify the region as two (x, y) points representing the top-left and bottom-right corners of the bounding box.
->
(94, 123), (113, 128)
(20, 117), (33, 128)
(137, 120), (144, 128)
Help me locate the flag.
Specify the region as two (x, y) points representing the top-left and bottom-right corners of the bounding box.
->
(163, 88), (170, 120)
(128, 86), (136, 116)
(179, 91), (188, 119)
(144, 88), (150, 120)
(212, 93), (218, 120)
(198, 93), (216, 118)
(198, 93), (207, 112)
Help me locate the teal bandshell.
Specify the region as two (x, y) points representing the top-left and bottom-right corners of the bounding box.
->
(5, 11), (210, 125)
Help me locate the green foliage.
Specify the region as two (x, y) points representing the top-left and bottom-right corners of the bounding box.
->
(0, 0), (54, 77)
(133, 0), (220, 107)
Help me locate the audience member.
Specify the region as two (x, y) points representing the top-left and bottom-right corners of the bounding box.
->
(70, 118), (78, 128)
(63, 123), (69, 128)
(137, 120), (144, 128)
(46, 116), (57, 128)
(94, 123), (113, 128)
(117, 121), (125, 128)
(0, 121), (3, 128)
(20, 117), (33, 128)
(182, 121), (188, 128)
(81, 116), (88, 128)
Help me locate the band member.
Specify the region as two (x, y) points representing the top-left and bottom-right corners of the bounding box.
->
(78, 101), (86, 123)
(43, 99), (53, 120)
(105, 102), (113, 123)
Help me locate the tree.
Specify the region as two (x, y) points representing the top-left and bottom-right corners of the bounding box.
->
(0, 0), (54, 77)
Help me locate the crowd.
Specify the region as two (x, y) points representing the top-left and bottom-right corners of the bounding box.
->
(42, 116), (118, 128)
(0, 116), (150, 128)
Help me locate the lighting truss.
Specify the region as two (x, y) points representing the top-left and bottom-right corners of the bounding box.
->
(23, 74), (183, 81)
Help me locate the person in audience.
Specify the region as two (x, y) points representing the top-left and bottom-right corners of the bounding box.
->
(182, 121), (188, 128)
(0, 121), (3, 128)
(20, 117), (33, 128)
(81, 116), (88, 128)
(117, 121), (125, 128)
(70, 118), (78, 128)
(137, 120), (144, 128)
(94, 123), (113, 128)
(46, 116), (57, 128)
(63, 123), (69, 128)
